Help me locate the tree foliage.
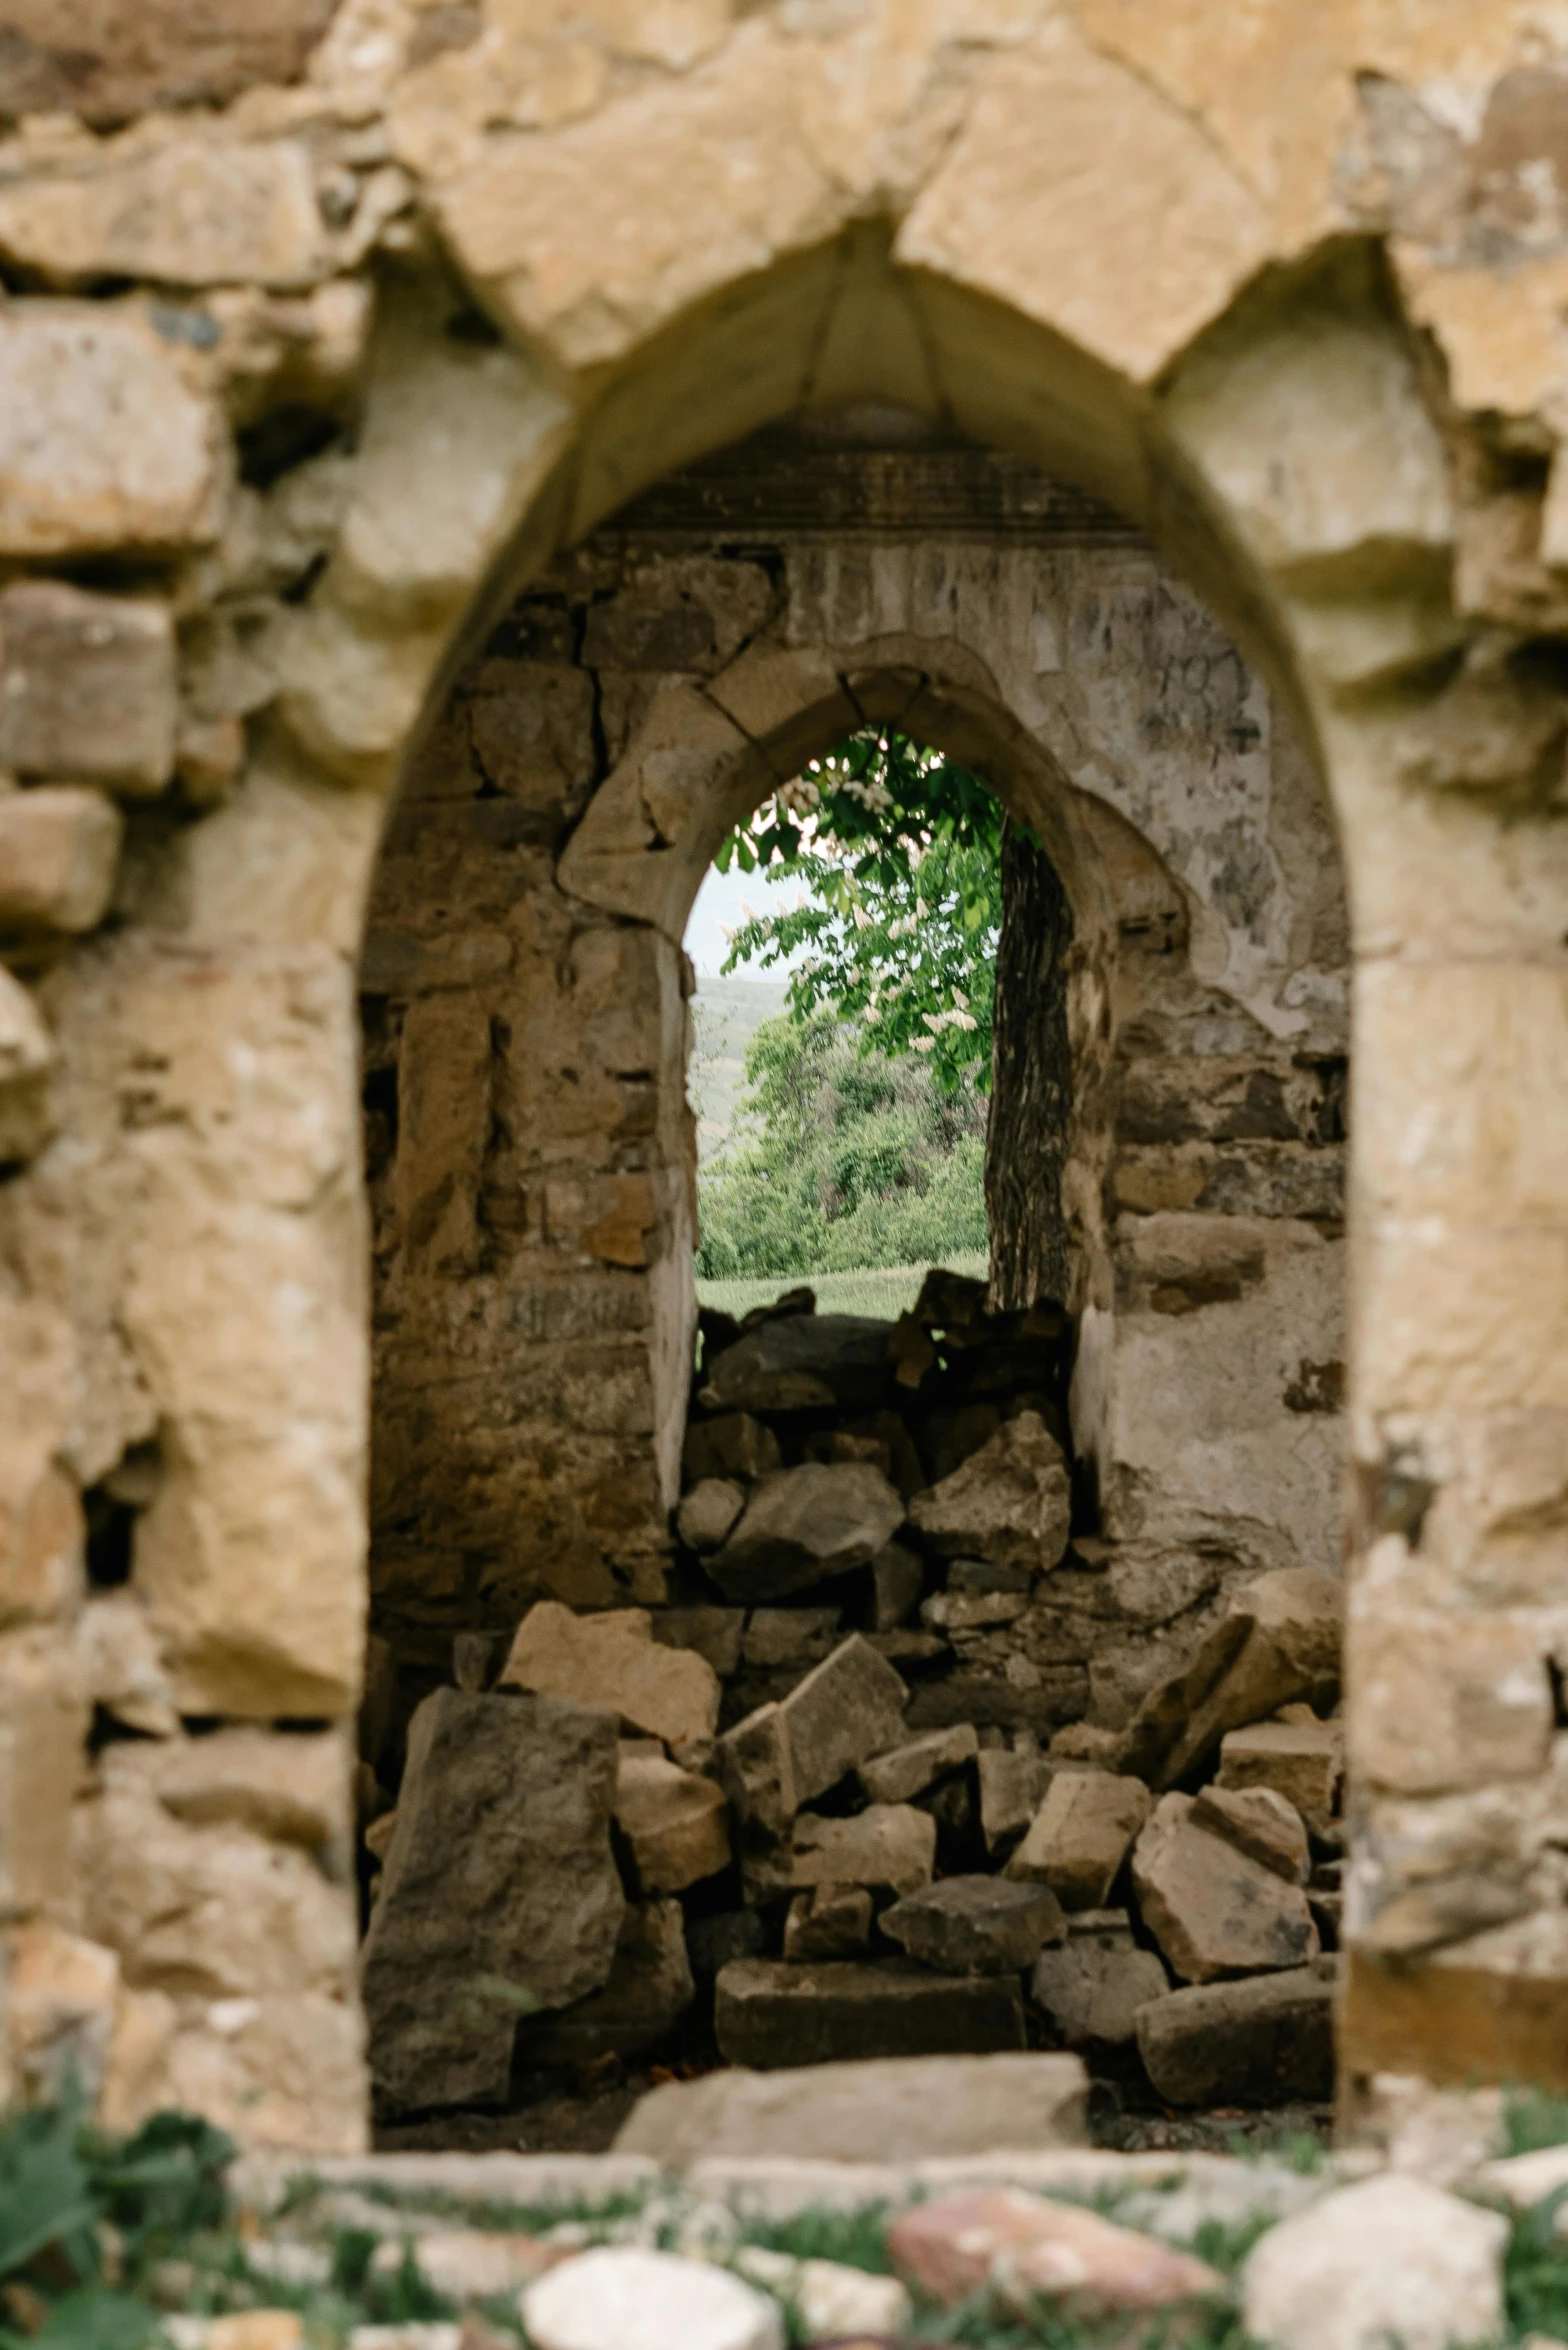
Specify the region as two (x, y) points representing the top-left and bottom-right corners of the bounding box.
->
(696, 1006), (987, 1280)
(716, 729), (1002, 1097)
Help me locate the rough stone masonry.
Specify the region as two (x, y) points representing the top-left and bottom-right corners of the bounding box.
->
(0, 0), (1561, 2152)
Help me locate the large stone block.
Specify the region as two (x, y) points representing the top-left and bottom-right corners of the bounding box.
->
(1006, 1770), (1151, 1909)
(1121, 1566), (1341, 1789)
(362, 1689), (625, 2112)
(615, 2051), (1089, 2166)
(907, 1411), (1070, 1569)
(0, 0), (340, 125)
(790, 1804), (936, 1898)
(0, 303), (225, 556)
(709, 1461), (905, 1602)
(1130, 1792), (1319, 1983)
(1242, 2175), (1506, 2350)
(0, 965), (54, 1164)
(1136, 1962), (1335, 2107)
(1346, 1604), (1549, 1798)
(614, 1749), (731, 1893)
(501, 1602), (720, 1748)
(520, 1898), (693, 2067)
(0, 138), (326, 290)
(0, 582), (175, 793)
(882, 1876), (1067, 1976)
(1031, 1911), (1170, 2048)
(714, 1958), (1026, 2069)
(0, 787), (123, 934)
(778, 1634), (908, 1803)
(698, 1313), (891, 1413)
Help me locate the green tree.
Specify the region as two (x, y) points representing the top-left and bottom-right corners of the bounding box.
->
(695, 1006), (987, 1281)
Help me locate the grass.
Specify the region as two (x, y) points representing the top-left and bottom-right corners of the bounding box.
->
(697, 1251), (989, 1322)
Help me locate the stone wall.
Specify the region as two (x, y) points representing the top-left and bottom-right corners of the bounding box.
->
(0, 0), (1559, 2149)
(362, 430), (1350, 1746)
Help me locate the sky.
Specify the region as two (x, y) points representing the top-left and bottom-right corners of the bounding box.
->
(683, 857), (811, 978)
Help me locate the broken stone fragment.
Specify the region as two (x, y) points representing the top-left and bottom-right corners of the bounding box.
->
(741, 1604), (841, 1669)
(361, 1688), (624, 2111)
(0, 963), (54, 1163)
(1131, 1792), (1319, 1983)
(733, 2244), (911, 2340)
(907, 1410), (1071, 1568)
(872, 1538), (925, 1627)
(652, 1606), (745, 1677)
(697, 1311), (891, 1412)
(1192, 1782), (1310, 1883)
(783, 1880), (873, 1960)
(858, 1721), (978, 1804)
(0, 138), (328, 292)
(790, 1802), (936, 1897)
(1135, 1959), (1335, 2105)
(613, 1749), (731, 1893)
(1006, 1769), (1152, 1909)
(1241, 2173), (1506, 2350)
(977, 1745), (1051, 1852)
(882, 1875), (1067, 1975)
(890, 2186), (1223, 2314)
(1216, 1717), (1343, 1827)
(500, 1601), (720, 1747)
(675, 1477), (745, 1553)
(1121, 1567), (1341, 1790)
(520, 1898), (693, 2067)
(523, 2246), (783, 2350)
(0, 580), (175, 792)
(778, 1632), (909, 1803)
(682, 1410), (781, 1484)
(1031, 1910), (1170, 2046)
(614, 2049), (1089, 2165)
(76, 1593), (178, 1738)
(922, 1586), (1029, 1630)
(715, 1699), (796, 1838)
(714, 1956), (1026, 2068)
(0, 786), (124, 934)
(708, 1461), (905, 1603)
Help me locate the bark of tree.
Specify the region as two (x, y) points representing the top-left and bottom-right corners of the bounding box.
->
(985, 817), (1074, 1311)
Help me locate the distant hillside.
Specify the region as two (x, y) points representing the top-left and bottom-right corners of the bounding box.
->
(690, 977), (789, 1162)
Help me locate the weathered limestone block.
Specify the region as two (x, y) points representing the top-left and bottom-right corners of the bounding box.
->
(790, 1804), (936, 1898)
(783, 1882), (872, 1961)
(0, 139), (327, 290)
(0, 787), (123, 934)
(614, 1749), (731, 1892)
(0, 0), (340, 124)
(157, 1992), (367, 2158)
(0, 965), (54, 1163)
(907, 1411), (1070, 1568)
(859, 1723), (978, 1805)
(521, 1899), (693, 2066)
(9, 1919), (119, 2104)
(1121, 1567), (1341, 1789)
(0, 303), (225, 555)
(978, 1745), (1051, 1852)
(714, 1958), (1026, 2069)
(1347, 1604), (1548, 1798)
(1131, 1793), (1319, 1984)
(1192, 1784), (1310, 1884)
(676, 1477), (745, 1553)
(0, 1624), (90, 1919)
(523, 2246), (781, 2350)
(890, 2183), (1223, 2314)
(710, 1461), (905, 1602)
(1006, 1769), (1151, 1909)
(501, 1601), (720, 1747)
(778, 1634), (908, 1803)
(123, 1725), (349, 1849)
(1031, 1911), (1169, 2047)
(76, 1593), (177, 1737)
(616, 2051), (1089, 2165)
(715, 1700), (796, 1839)
(882, 1876), (1067, 1976)
(1136, 1962), (1335, 2107)
(86, 1745), (357, 2002)
(698, 1313), (891, 1413)
(0, 582), (175, 793)
(1217, 1720), (1343, 1827)
(1242, 2175), (1506, 2350)
(362, 1689), (624, 2111)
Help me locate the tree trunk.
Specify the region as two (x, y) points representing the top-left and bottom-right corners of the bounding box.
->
(985, 818), (1074, 1311)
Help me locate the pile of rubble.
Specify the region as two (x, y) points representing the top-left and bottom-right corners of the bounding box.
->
(359, 1275), (1344, 2119)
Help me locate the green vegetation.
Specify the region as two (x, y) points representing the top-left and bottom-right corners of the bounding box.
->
(697, 1251), (989, 1321)
(695, 1005), (988, 1283)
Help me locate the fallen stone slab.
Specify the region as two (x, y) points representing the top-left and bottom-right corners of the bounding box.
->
(523, 2246), (783, 2350)
(791, 1804), (936, 1897)
(890, 2185), (1223, 2314)
(715, 1702), (796, 1837)
(1217, 1718), (1343, 1826)
(521, 1899), (693, 2067)
(709, 1462), (906, 1603)
(1031, 1911), (1169, 2047)
(1136, 1961), (1335, 2105)
(907, 1410), (1071, 1568)
(501, 1602), (720, 1747)
(1006, 1769), (1150, 1908)
(1131, 1792), (1319, 1982)
(1122, 1568), (1341, 1790)
(698, 1312), (891, 1413)
(1192, 1782), (1309, 1883)
(613, 1751), (731, 1893)
(882, 1876), (1066, 1975)
(714, 1958), (1026, 2067)
(1242, 2173), (1506, 2350)
(361, 1689), (624, 2112)
(783, 1881), (873, 1960)
(977, 1746), (1050, 1852)
(615, 2051), (1088, 2166)
(858, 1721), (978, 1804)
(779, 1634), (909, 1803)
